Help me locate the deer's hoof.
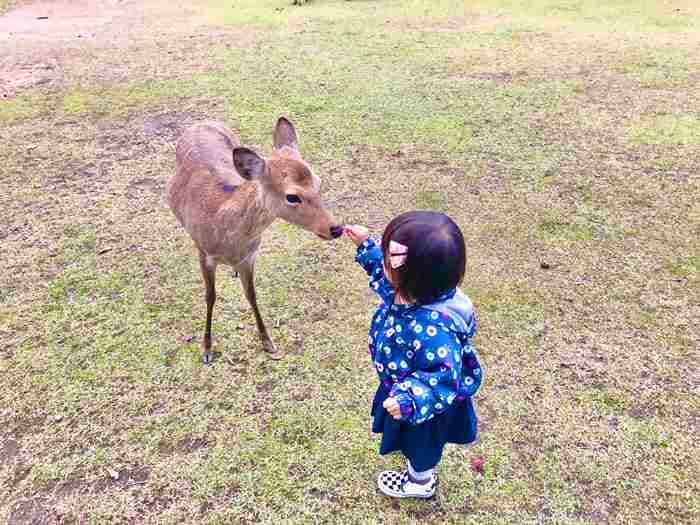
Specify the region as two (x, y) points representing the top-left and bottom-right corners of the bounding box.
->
(202, 351), (215, 364)
(263, 342), (284, 360)
(267, 349), (285, 360)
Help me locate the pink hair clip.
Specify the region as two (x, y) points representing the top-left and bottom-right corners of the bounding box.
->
(389, 240), (408, 269)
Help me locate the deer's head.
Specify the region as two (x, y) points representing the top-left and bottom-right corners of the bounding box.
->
(232, 117), (343, 240)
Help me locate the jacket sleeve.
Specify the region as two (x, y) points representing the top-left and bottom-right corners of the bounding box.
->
(457, 343), (483, 400)
(454, 309), (482, 399)
(355, 238), (395, 304)
(388, 330), (462, 425)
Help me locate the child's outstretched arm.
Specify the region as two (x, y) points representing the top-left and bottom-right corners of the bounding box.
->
(345, 225), (396, 304)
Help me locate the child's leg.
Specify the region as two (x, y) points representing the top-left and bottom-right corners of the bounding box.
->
(407, 460), (434, 485)
(376, 457), (438, 498)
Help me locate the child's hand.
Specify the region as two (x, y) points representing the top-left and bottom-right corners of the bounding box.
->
(382, 398), (401, 420)
(344, 225), (370, 246)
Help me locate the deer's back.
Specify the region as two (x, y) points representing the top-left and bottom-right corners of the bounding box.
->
(174, 122), (244, 185)
(168, 121), (245, 220)
(167, 122), (271, 260)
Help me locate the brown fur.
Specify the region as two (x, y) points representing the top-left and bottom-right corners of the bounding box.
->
(166, 118), (341, 362)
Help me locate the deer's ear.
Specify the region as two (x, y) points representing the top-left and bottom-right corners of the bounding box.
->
(233, 147), (266, 180)
(273, 117), (299, 151)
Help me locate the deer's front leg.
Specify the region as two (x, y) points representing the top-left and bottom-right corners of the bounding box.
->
(237, 258), (284, 360)
(199, 250), (217, 364)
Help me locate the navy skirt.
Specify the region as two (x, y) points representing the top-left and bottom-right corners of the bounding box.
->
(371, 385), (478, 472)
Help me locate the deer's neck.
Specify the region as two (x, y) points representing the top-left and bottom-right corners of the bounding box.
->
(226, 181), (277, 241)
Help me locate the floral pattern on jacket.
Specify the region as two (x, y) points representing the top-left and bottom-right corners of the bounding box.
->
(356, 238), (482, 425)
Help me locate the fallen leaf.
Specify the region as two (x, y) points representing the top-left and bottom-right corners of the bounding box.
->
(470, 456), (486, 475)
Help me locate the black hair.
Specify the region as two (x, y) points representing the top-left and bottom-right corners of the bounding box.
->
(381, 211), (466, 304)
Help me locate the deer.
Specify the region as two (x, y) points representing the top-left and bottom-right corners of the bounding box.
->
(167, 117), (344, 364)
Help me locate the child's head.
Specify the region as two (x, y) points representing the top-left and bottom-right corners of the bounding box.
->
(381, 211), (466, 304)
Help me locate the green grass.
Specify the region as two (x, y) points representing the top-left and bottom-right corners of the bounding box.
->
(0, 92), (47, 123)
(629, 115), (700, 146)
(0, 0), (13, 15)
(1, 0), (699, 524)
(668, 256), (699, 280)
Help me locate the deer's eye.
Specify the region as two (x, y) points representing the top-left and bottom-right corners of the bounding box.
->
(286, 194), (302, 204)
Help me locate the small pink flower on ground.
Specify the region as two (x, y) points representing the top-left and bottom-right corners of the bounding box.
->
(471, 456), (486, 474)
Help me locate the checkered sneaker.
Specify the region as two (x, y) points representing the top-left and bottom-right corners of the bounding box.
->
(376, 469), (437, 499)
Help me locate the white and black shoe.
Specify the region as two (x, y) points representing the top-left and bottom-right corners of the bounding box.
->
(376, 469), (438, 499)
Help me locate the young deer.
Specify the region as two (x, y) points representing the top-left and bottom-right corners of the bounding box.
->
(167, 117), (343, 363)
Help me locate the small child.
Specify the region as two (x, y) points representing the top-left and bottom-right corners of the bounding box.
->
(345, 211), (482, 499)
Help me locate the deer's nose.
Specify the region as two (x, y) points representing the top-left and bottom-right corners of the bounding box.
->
(330, 225), (344, 239)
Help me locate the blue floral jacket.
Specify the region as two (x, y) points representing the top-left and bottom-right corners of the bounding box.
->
(356, 238), (483, 425)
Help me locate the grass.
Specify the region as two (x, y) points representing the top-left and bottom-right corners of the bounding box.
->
(629, 115), (700, 146)
(1, 0), (699, 523)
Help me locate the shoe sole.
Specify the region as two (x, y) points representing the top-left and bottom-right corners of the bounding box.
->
(376, 481), (436, 499)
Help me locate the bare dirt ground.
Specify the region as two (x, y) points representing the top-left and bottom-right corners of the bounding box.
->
(0, 0), (221, 98)
(1, 1), (129, 97)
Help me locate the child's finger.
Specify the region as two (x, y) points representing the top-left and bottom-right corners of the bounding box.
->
(383, 398), (401, 419)
(346, 225), (367, 237)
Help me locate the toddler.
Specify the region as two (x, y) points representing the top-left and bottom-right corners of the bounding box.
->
(345, 211), (483, 498)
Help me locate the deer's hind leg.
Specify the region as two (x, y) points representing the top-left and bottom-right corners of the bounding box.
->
(199, 250), (217, 364)
(237, 256), (284, 360)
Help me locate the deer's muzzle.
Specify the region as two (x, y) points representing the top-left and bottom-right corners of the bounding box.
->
(330, 225), (344, 239)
